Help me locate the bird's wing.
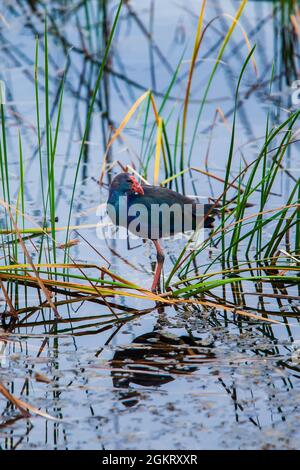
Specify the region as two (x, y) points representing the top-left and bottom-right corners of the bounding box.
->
(141, 185), (195, 206)
(131, 185), (216, 230)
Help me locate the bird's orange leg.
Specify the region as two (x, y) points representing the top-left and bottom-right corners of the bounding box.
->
(151, 240), (165, 292)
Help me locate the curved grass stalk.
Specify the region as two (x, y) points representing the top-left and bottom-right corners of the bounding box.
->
(172, 275), (300, 297)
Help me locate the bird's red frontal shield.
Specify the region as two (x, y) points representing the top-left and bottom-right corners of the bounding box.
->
(129, 175), (144, 195)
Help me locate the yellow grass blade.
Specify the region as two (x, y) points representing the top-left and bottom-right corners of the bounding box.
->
(106, 89), (150, 150)
(0, 271), (173, 304)
(149, 94), (168, 184)
(193, 0), (206, 56)
(150, 93), (160, 124)
(100, 90), (150, 182)
(57, 239), (79, 249)
(160, 168), (189, 185)
(126, 164), (150, 184)
(183, 0), (206, 131)
(175, 299), (280, 324)
(0, 223), (98, 235)
(290, 13), (300, 38)
(180, 1), (207, 172)
(222, 12), (257, 75)
(154, 117), (163, 185)
(0, 382), (58, 420)
(216, 0), (248, 63)
(0, 279), (17, 317)
(100, 266), (172, 303)
(160, 166), (241, 191)
(0, 263), (97, 271)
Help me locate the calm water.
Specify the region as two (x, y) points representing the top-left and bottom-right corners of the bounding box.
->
(0, 0), (300, 450)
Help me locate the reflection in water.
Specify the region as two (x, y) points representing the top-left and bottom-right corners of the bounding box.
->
(111, 331), (214, 407)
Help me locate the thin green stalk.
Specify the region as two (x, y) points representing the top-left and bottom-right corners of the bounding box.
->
(64, 0), (123, 264)
(222, 46), (256, 263)
(35, 36), (46, 216)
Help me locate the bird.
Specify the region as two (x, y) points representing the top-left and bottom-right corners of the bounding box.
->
(107, 172), (216, 292)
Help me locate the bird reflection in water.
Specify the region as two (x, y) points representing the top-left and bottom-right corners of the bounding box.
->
(110, 329), (215, 407)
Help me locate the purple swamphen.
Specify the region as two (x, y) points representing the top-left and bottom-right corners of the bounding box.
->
(107, 172), (215, 292)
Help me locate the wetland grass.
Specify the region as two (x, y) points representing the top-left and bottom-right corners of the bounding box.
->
(0, 0), (299, 337)
(0, 0), (299, 432)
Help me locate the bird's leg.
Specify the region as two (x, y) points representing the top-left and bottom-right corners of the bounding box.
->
(151, 240), (165, 292)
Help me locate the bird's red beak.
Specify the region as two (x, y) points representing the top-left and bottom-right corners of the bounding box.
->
(129, 175), (144, 195)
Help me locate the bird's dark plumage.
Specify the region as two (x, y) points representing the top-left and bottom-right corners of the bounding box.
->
(107, 172), (216, 240)
(107, 172), (216, 291)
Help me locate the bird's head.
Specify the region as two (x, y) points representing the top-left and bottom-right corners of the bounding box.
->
(110, 173), (144, 195)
